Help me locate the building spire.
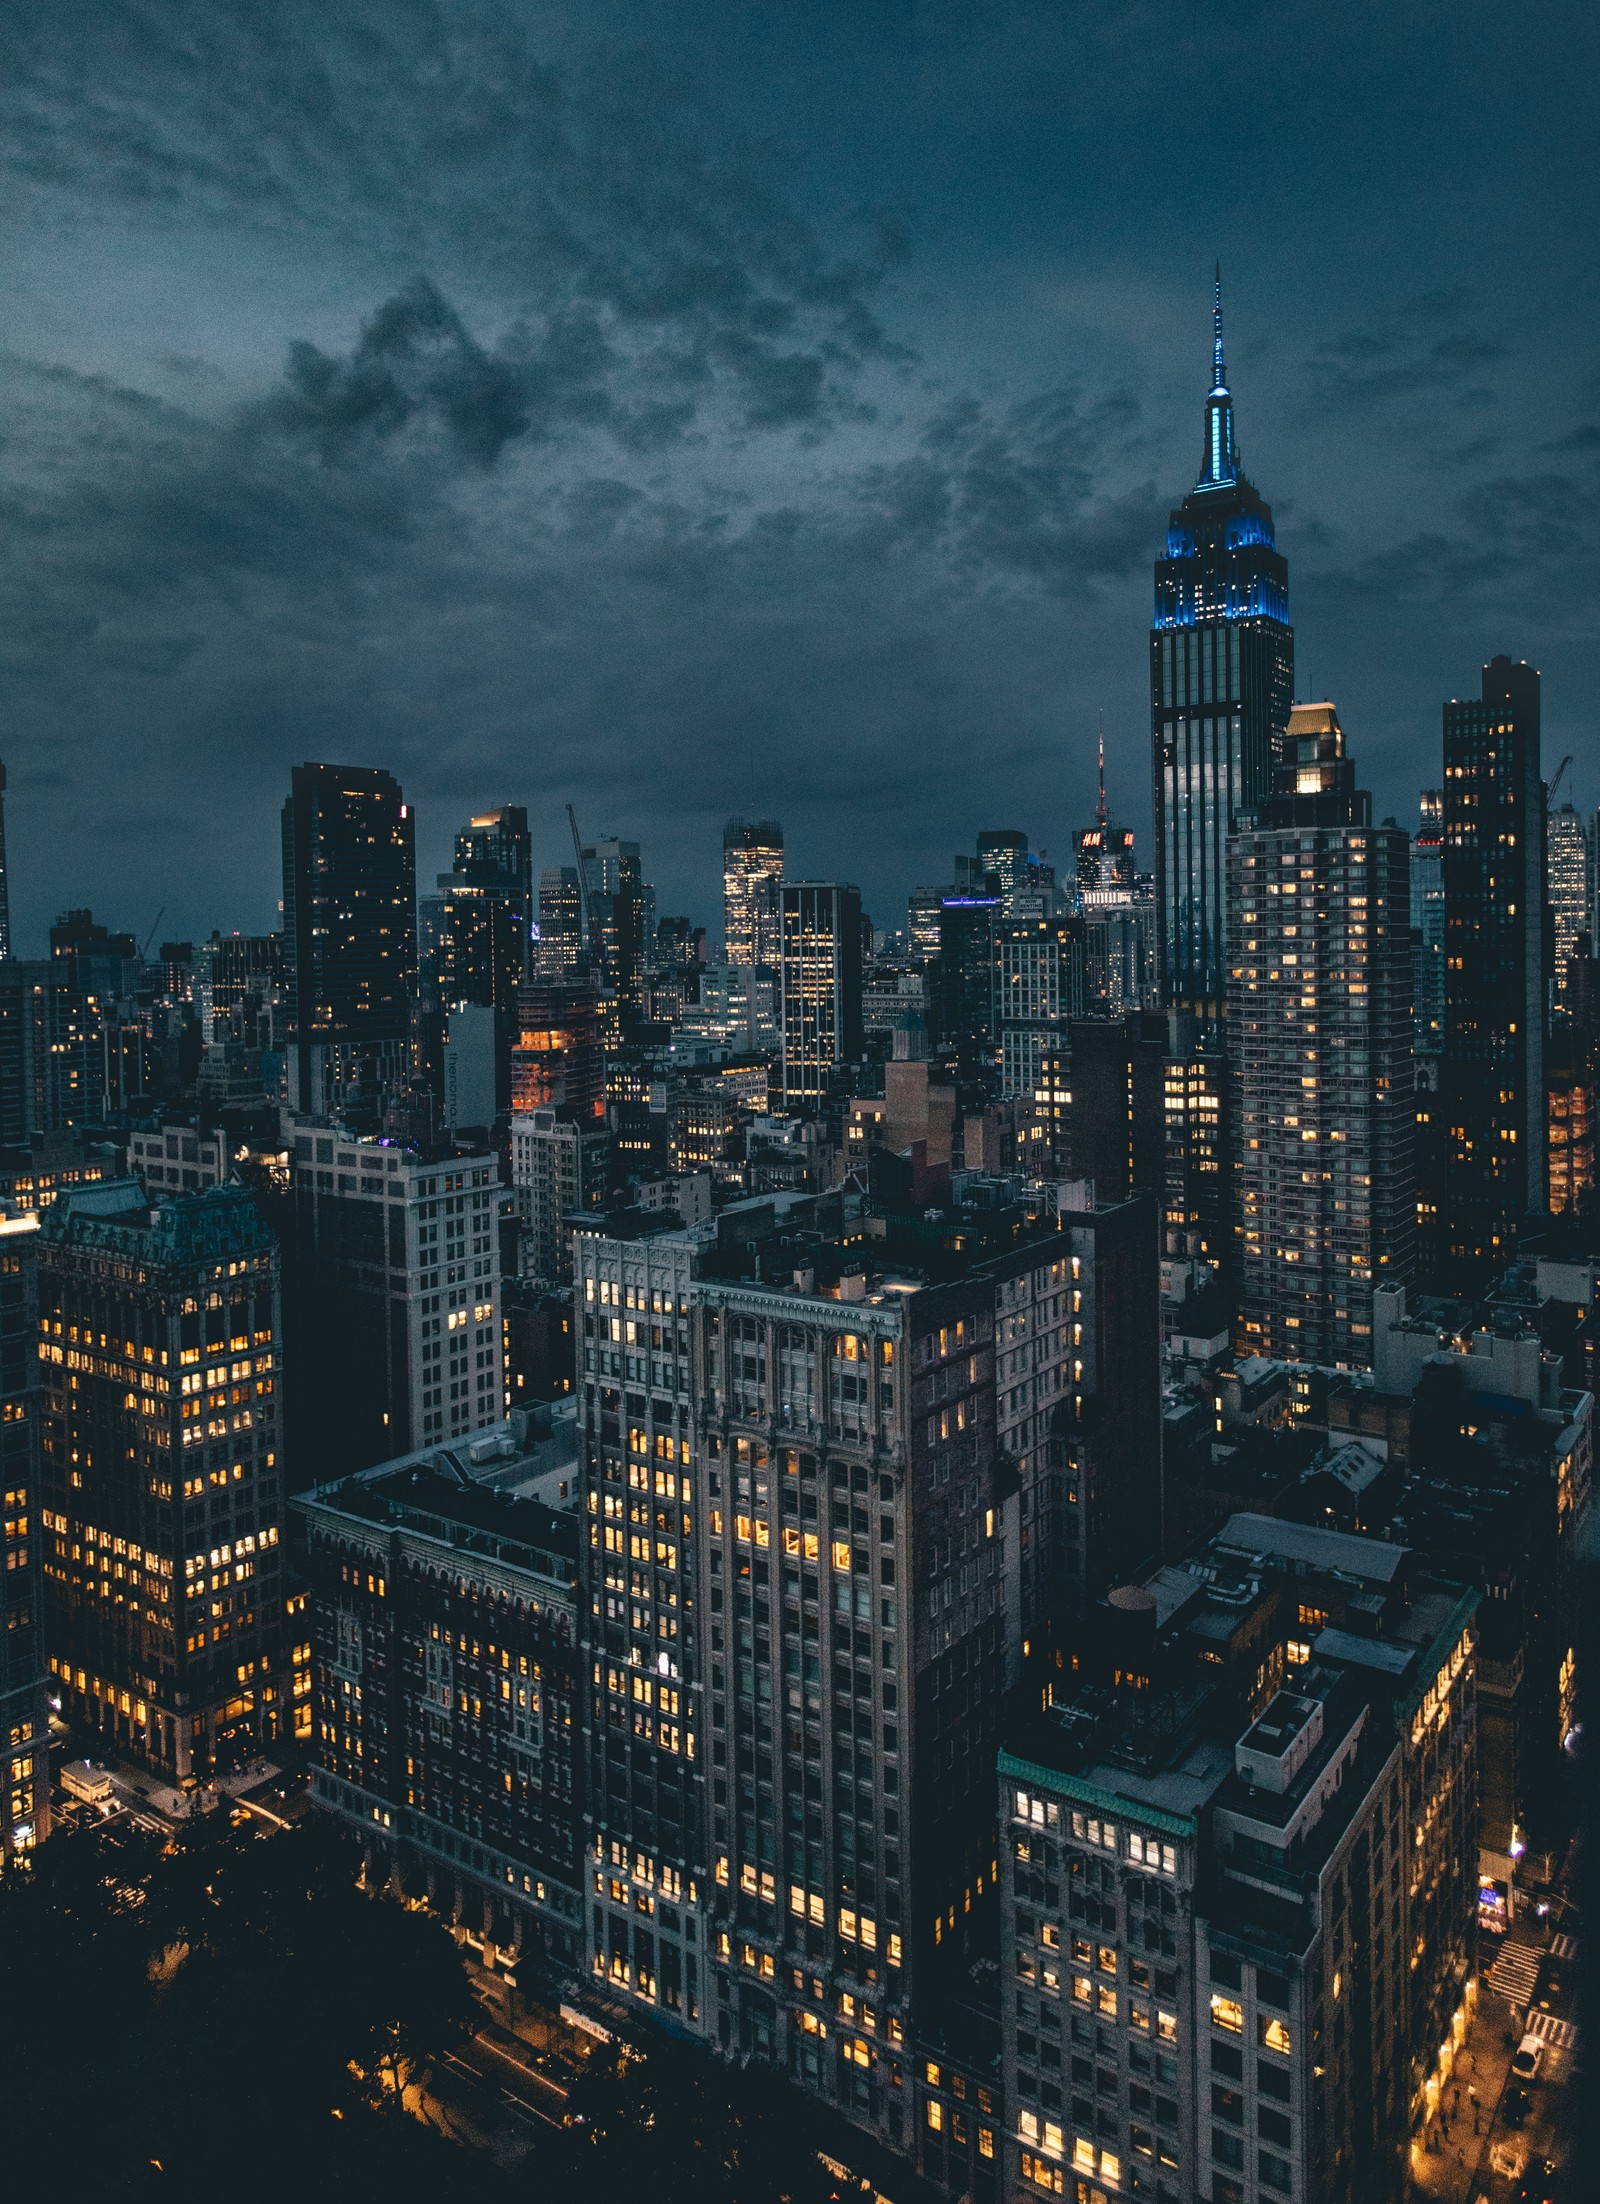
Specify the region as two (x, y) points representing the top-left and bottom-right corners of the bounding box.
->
(1097, 712), (1108, 830)
(1199, 262), (1239, 490)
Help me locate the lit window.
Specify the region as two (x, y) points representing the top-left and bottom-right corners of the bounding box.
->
(1210, 1994), (1243, 2034)
(1260, 2015), (1292, 2056)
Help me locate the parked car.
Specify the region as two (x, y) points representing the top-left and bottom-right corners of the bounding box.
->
(1502, 2084), (1533, 2128)
(1510, 2034), (1546, 2084)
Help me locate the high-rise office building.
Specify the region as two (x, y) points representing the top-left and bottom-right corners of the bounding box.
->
(779, 883), (864, 1107)
(1163, 1024), (1230, 1269)
(936, 894), (1000, 1063)
(723, 819), (785, 967)
(193, 931), (283, 1046)
(0, 758), (11, 963)
(281, 763), (416, 1120)
(583, 835), (647, 1019)
(574, 1190), (1160, 2157)
(535, 866), (585, 975)
(278, 1129), (504, 1482)
(997, 913), (1082, 1099)
(1548, 800), (1589, 1010)
(999, 1514), (1476, 2204)
(0, 1205), (46, 1874)
(1152, 279), (1293, 1011)
(1441, 657), (1547, 1283)
(576, 1217), (706, 2028)
(977, 828), (1031, 904)
(37, 1183), (286, 1780)
(1229, 704), (1414, 1367)
(425, 805), (534, 1015)
(1410, 791), (1445, 1059)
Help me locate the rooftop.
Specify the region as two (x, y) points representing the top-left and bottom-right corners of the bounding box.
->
(295, 1419), (579, 1586)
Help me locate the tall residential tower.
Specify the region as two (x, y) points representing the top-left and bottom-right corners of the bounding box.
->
(1228, 704), (1415, 1366)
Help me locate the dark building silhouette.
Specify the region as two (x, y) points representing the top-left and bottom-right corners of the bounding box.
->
(1151, 277), (1293, 1011)
(295, 1440), (583, 1980)
(935, 894), (1000, 1061)
(425, 805), (533, 1015)
(1441, 657), (1548, 1284)
(1066, 1012), (1166, 1202)
(582, 835), (647, 1023)
(281, 763), (416, 1122)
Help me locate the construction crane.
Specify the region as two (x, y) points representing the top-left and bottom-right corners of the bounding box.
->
(140, 907), (167, 961)
(565, 803), (599, 962)
(1548, 754), (1573, 806)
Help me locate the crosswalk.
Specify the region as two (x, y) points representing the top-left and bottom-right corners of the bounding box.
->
(1486, 1938), (1542, 2006)
(1549, 1931), (1579, 1962)
(1522, 2008), (1578, 2053)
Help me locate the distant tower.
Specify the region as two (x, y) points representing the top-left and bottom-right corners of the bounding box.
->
(1410, 790), (1445, 1057)
(723, 818), (785, 966)
(0, 759), (11, 960)
(1442, 656), (1547, 1282)
(1151, 272), (1293, 1011)
(1548, 801), (1590, 1008)
(281, 763), (417, 1120)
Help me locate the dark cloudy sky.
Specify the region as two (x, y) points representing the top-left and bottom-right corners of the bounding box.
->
(2, 1), (1596, 951)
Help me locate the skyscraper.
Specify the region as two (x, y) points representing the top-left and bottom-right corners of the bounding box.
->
(1229, 703), (1414, 1367)
(934, 893), (1000, 1062)
(583, 835), (647, 1020)
(0, 1204), (47, 1873)
(1548, 800), (1590, 1010)
(0, 759), (11, 963)
(997, 911), (1082, 1098)
(281, 763), (416, 1120)
(426, 805), (534, 1014)
(1073, 731), (1135, 897)
(1410, 790), (1445, 1057)
(1442, 657), (1547, 1282)
(1152, 278), (1293, 1010)
(37, 1183), (286, 1780)
(779, 883), (863, 1107)
(723, 818), (785, 967)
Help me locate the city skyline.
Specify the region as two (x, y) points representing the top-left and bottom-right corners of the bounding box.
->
(1, 5), (1595, 950)
(1, 15), (1595, 2200)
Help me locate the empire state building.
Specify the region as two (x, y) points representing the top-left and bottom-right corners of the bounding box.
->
(1151, 277), (1293, 1009)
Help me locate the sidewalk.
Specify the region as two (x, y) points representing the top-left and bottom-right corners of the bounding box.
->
(1408, 1990), (1517, 2204)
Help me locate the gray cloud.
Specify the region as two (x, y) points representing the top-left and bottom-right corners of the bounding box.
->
(1302, 293), (1507, 413)
(0, 0), (1593, 941)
